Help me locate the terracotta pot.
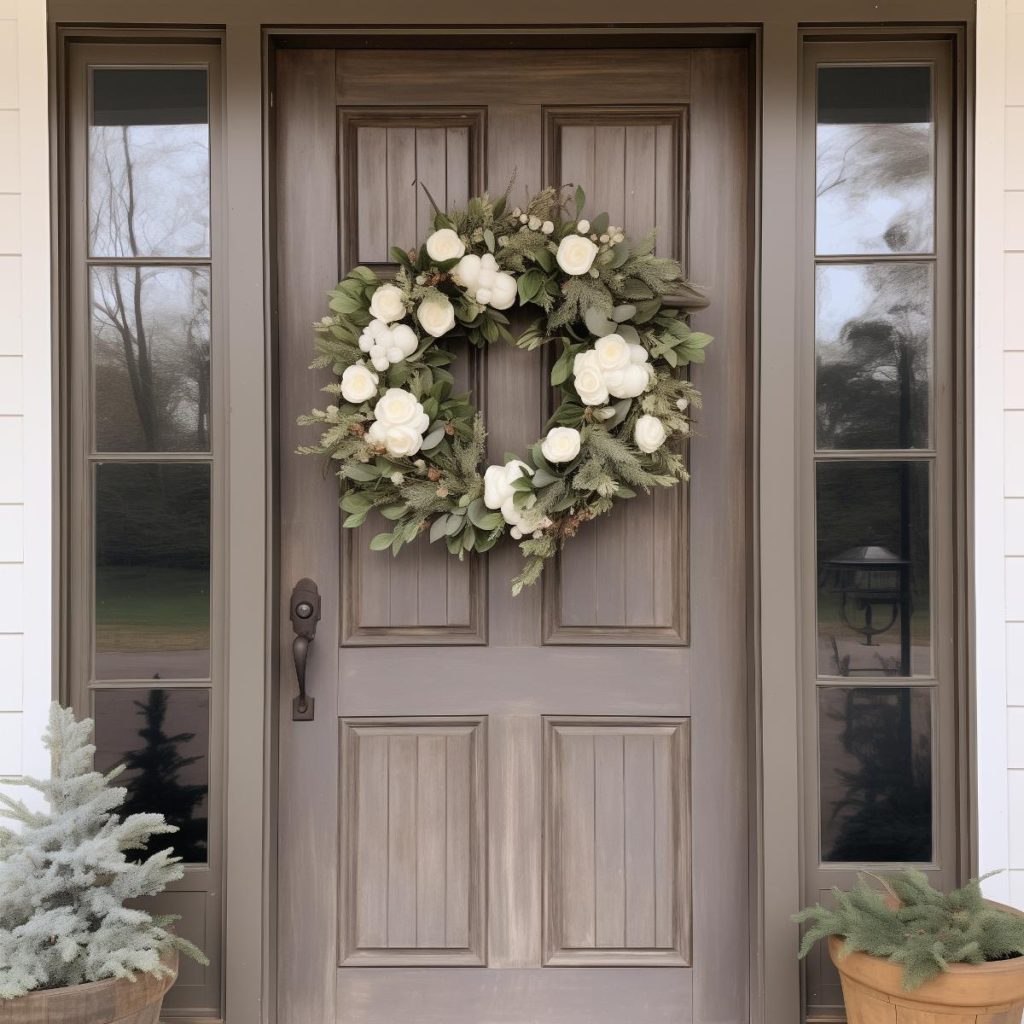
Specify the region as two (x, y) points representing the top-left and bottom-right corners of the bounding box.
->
(0, 950), (177, 1024)
(829, 935), (1024, 1023)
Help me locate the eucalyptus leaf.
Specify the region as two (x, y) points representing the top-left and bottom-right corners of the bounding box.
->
(429, 516), (450, 543)
(611, 304), (637, 323)
(369, 532), (394, 551)
(584, 306), (615, 337)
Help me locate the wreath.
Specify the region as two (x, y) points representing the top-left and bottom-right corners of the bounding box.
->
(299, 184), (712, 594)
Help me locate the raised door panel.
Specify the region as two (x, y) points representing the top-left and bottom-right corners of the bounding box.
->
(543, 718), (691, 966)
(543, 109), (689, 643)
(337, 109), (487, 644)
(339, 718), (487, 965)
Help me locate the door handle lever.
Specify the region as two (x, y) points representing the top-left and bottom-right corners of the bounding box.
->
(290, 578), (321, 721)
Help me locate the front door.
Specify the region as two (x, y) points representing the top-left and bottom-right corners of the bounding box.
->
(274, 40), (751, 1024)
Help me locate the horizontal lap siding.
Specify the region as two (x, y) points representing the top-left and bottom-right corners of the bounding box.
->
(0, 0), (50, 797)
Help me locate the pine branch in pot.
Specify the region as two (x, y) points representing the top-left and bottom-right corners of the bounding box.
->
(796, 869), (1024, 1023)
(0, 703), (207, 1023)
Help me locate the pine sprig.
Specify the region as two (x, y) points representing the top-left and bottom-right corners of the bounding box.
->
(795, 869), (1024, 991)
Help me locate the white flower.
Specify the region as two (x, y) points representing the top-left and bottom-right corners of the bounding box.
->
(556, 234), (600, 276)
(572, 349), (610, 406)
(676, 397), (689, 412)
(340, 362), (379, 404)
(594, 335), (652, 399)
(366, 388), (430, 458)
(368, 283), (406, 324)
(416, 295), (456, 338)
(541, 427), (581, 464)
(390, 472), (405, 485)
(635, 414), (668, 454)
(483, 460), (531, 510)
(528, 215), (542, 231)
(425, 228), (465, 263)
(541, 220), (554, 235)
(357, 319), (418, 371)
(452, 252), (516, 310)
(577, 219), (590, 234)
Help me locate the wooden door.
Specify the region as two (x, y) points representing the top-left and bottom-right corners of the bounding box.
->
(274, 42), (751, 1024)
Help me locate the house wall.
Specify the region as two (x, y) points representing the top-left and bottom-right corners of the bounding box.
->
(0, 0), (51, 796)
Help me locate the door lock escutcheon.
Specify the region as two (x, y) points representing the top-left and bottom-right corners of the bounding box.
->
(290, 578), (321, 721)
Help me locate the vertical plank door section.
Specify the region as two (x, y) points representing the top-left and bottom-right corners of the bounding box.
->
(277, 43), (750, 1024)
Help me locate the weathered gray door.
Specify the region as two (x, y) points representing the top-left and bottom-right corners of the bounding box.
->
(274, 41), (751, 1024)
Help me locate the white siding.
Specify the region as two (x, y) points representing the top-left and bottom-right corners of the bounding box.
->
(0, 0), (50, 792)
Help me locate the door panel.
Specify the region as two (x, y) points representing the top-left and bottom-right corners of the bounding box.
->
(276, 43), (751, 1024)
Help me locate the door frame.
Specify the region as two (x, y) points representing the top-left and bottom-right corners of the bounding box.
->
(46, 6), (977, 1023)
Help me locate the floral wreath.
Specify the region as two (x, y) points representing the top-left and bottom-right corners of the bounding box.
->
(299, 185), (712, 594)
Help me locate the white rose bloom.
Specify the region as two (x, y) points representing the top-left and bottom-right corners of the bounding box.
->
(425, 227), (465, 263)
(340, 362), (379, 404)
(556, 234), (600, 276)
(483, 460), (531, 511)
(490, 272), (517, 310)
(366, 387), (430, 458)
(416, 295), (456, 338)
(368, 283), (406, 324)
(594, 334), (631, 374)
(572, 349), (610, 406)
(541, 427), (581, 464)
(634, 414), (668, 454)
(604, 342), (653, 400)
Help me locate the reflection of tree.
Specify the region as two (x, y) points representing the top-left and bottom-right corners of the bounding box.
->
(823, 688), (931, 863)
(120, 689), (208, 863)
(89, 123), (210, 451)
(817, 265), (930, 450)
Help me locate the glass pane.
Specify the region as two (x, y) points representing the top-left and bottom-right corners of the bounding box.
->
(95, 463), (210, 680)
(816, 66), (933, 255)
(91, 266), (211, 453)
(89, 68), (210, 258)
(816, 263), (932, 449)
(819, 686), (933, 863)
(93, 687), (210, 863)
(817, 461), (930, 677)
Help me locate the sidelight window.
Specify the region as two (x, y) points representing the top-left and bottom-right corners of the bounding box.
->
(800, 38), (962, 1021)
(65, 42), (223, 1019)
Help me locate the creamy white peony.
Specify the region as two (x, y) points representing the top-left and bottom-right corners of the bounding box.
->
(541, 427), (581, 464)
(366, 388), (431, 458)
(425, 228), (465, 263)
(556, 234), (600, 276)
(596, 335), (653, 399)
(572, 349), (610, 406)
(634, 414), (668, 454)
(368, 283), (406, 324)
(416, 295), (456, 338)
(483, 460), (531, 510)
(357, 319), (418, 371)
(339, 362), (379, 404)
(452, 252), (516, 310)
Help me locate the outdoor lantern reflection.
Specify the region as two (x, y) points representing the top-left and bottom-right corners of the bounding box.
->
(822, 544), (912, 676)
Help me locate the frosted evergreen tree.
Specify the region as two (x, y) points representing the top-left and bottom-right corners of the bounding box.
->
(0, 703), (207, 999)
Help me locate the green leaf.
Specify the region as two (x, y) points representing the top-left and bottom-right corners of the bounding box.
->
(607, 398), (633, 429)
(343, 511), (368, 528)
(369, 532), (394, 551)
(511, 475), (534, 492)
(532, 467), (560, 487)
(389, 245), (413, 270)
(429, 516), (450, 543)
(446, 534), (463, 556)
(584, 305), (615, 337)
(574, 185), (586, 217)
(550, 349), (574, 387)
(517, 268), (543, 305)
(340, 491), (373, 513)
(421, 425), (446, 451)
(484, 228), (496, 253)
(533, 246), (555, 273)
(348, 266), (379, 285)
(611, 304), (637, 323)
(620, 279), (654, 300)
(590, 212), (609, 236)
(445, 513), (465, 537)
(632, 298), (662, 324)
(343, 463), (380, 482)
(616, 324), (641, 345)
(379, 504), (407, 521)
(462, 523), (477, 551)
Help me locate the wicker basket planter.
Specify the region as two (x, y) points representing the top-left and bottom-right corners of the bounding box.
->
(0, 951), (177, 1024)
(829, 935), (1024, 1023)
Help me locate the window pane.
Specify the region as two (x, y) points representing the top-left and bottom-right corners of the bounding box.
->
(93, 686), (210, 863)
(95, 463), (210, 680)
(816, 263), (932, 449)
(91, 266), (211, 453)
(816, 66), (933, 255)
(89, 68), (210, 258)
(817, 461), (930, 677)
(819, 686), (933, 863)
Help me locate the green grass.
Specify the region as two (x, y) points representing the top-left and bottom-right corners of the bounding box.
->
(96, 566), (209, 653)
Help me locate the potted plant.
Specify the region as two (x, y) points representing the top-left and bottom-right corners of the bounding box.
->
(796, 869), (1024, 1023)
(0, 703), (207, 1022)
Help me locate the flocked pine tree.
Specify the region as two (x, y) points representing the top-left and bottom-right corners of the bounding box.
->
(0, 703), (207, 999)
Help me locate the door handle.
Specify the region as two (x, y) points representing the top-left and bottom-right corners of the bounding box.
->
(290, 578), (321, 721)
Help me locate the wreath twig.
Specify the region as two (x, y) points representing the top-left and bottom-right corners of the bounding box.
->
(298, 185), (712, 594)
